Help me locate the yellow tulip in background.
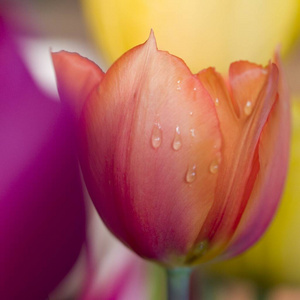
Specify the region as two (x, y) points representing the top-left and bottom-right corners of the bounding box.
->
(81, 0), (300, 73)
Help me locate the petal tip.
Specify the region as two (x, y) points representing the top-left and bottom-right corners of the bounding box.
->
(145, 29), (158, 51)
(50, 50), (105, 121)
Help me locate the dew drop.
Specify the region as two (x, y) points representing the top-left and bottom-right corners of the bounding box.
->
(244, 101), (252, 116)
(194, 240), (209, 256)
(172, 126), (182, 150)
(215, 98), (220, 106)
(209, 160), (219, 174)
(176, 79), (181, 91)
(186, 164), (197, 183)
(151, 122), (162, 149)
(189, 111), (193, 116)
(190, 128), (195, 137)
(185, 240), (209, 264)
(193, 87), (197, 91)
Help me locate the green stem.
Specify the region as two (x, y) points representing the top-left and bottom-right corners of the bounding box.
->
(166, 267), (192, 300)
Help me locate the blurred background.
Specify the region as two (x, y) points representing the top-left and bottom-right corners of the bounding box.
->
(3, 0), (300, 299)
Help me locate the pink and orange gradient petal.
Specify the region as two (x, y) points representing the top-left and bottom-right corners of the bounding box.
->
(196, 61), (279, 260)
(52, 51), (105, 120)
(79, 33), (222, 264)
(223, 54), (290, 258)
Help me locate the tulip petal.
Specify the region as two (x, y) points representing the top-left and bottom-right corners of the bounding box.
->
(196, 60), (279, 260)
(79, 32), (222, 264)
(52, 51), (105, 120)
(223, 53), (290, 258)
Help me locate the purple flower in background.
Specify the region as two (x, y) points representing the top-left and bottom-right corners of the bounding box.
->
(0, 14), (86, 299)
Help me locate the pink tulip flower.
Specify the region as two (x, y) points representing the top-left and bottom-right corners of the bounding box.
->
(0, 15), (86, 299)
(52, 32), (290, 267)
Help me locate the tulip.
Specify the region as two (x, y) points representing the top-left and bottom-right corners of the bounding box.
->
(52, 32), (289, 269)
(81, 0), (300, 73)
(0, 15), (86, 299)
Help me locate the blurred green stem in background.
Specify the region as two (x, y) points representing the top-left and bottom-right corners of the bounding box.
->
(167, 267), (192, 300)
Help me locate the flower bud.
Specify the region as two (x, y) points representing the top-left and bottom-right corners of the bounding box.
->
(53, 33), (290, 267)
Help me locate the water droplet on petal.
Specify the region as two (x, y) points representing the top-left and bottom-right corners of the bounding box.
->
(190, 129), (195, 137)
(189, 111), (193, 116)
(193, 87), (197, 91)
(194, 240), (209, 256)
(215, 98), (220, 106)
(151, 122), (162, 149)
(209, 160), (219, 174)
(185, 240), (209, 264)
(244, 101), (252, 116)
(172, 126), (182, 150)
(186, 164), (197, 183)
(176, 79), (181, 91)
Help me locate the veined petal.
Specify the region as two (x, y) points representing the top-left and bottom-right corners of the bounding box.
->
(79, 32), (222, 265)
(223, 53), (290, 258)
(195, 60), (279, 261)
(52, 51), (105, 120)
